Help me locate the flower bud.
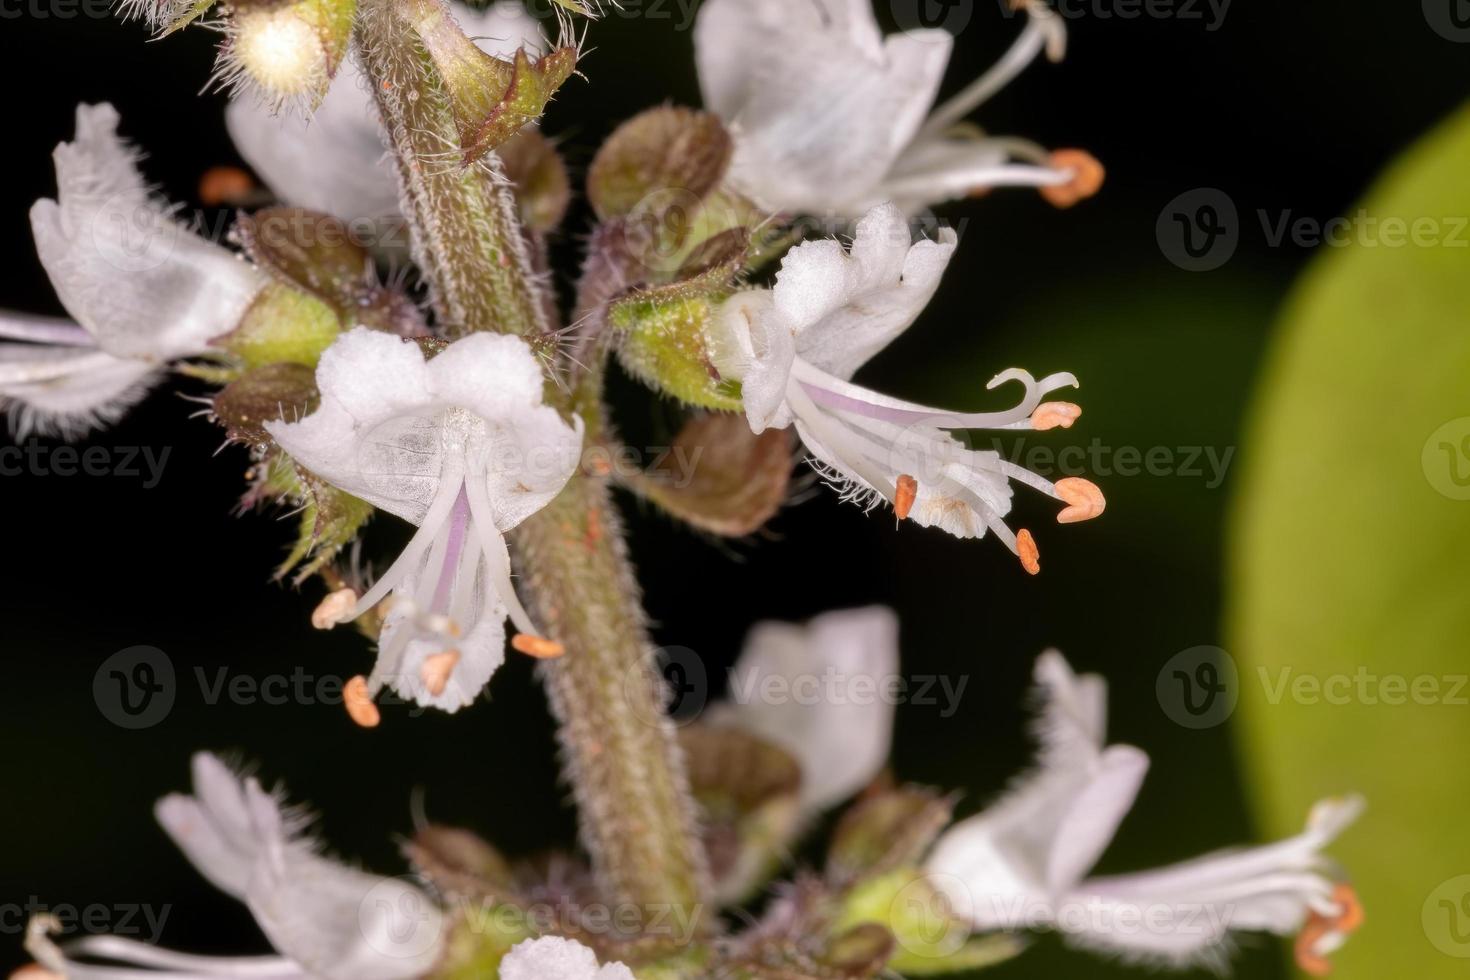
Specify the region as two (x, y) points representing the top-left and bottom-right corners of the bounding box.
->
(220, 0), (358, 111)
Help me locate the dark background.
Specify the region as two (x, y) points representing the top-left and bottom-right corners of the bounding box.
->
(1, 1), (1466, 977)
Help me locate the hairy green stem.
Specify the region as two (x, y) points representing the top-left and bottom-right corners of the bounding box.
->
(513, 469), (710, 915)
(356, 0), (547, 338)
(356, 0), (707, 918)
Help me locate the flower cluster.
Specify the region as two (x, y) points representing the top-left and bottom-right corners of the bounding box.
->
(5, 0), (1363, 978)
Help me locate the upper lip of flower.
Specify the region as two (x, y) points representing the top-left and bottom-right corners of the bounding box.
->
(266, 327), (583, 717)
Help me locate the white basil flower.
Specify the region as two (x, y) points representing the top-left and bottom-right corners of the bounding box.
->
(694, 0), (1101, 217)
(225, 0), (547, 223)
(1, 104), (265, 438)
(924, 651), (1365, 974)
(708, 202), (1104, 572)
(24, 753), (443, 980)
(709, 606), (899, 814)
(266, 327), (582, 720)
(499, 937), (634, 980)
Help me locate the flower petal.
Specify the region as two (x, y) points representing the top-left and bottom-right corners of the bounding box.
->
(713, 606), (899, 813)
(500, 937), (635, 980)
(33, 104), (264, 361)
(0, 342), (158, 439)
(695, 0), (951, 216)
(776, 204), (957, 380)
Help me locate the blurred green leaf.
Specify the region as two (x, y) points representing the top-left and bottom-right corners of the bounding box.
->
(1229, 102), (1470, 978)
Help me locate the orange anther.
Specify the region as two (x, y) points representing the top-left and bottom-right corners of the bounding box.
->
(1017, 529), (1040, 575)
(1031, 401), (1082, 431)
(1333, 884), (1364, 933)
(198, 166), (255, 207)
(311, 588), (358, 630)
(1040, 149), (1105, 209)
(10, 966), (62, 980)
(512, 634), (566, 659)
(420, 650), (460, 697)
(895, 475), (919, 521)
(1055, 477), (1106, 524)
(344, 675), (381, 728)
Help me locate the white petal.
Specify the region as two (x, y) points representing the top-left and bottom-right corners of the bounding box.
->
(715, 606), (899, 813)
(154, 753), (266, 900)
(707, 291), (795, 434)
(379, 591), (508, 713)
(695, 0), (951, 216)
(0, 343), (158, 439)
(500, 937), (635, 980)
(241, 782), (444, 980)
(33, 104), (264, 361)
(266, 329), (438, 520)
(777, 205), (957, 380)
(227, 63), (402, 223)
(1060, 797), (1364, 971)
(425, 333), (582, 530)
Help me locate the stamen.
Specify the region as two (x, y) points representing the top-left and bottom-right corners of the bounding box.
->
(1332, 883), (1365, 933)
(344, 675), (381, 728)
(895, 474), (918, 520)
(1031, 401), (1082, 431)
(420, 650), (460, 697)
(1017, 529), (1040, 575)
(1293, 883), (1363, 977)
(1055, 477), (1106, 524)
(512, 634), (566, 659)
(311, 588), (358, 630)
(1040, 149), (1105, 209)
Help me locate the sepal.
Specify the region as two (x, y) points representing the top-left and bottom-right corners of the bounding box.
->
(500, 130), (573, 233)
(680, 723), (803, 906)
(588, 107), (732, 222)
(403, 0), (577, 166)
(236, 208), (428, 340)
(608, 230), (749, 410)
(620, 412), (793, 537)
(826, 787), (955, 889)
(214, 281), (342, 370)
(213, 361), (319, 445)
(263, 458), (375, 584)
